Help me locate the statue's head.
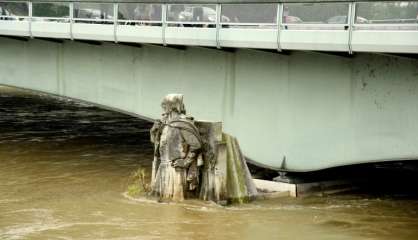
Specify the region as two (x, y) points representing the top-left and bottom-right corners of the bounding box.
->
(161, 94), (186, 115)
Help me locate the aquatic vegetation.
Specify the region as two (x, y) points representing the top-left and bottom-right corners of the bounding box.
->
(127, 167), (151, 197)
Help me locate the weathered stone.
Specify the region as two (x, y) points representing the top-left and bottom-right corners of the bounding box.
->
(150, 94), (202, 201)
(150, 94), (257, 204)
(223, 133), (258, 203)
(196, 121), (227, 202)
(253, 179), (296, 197)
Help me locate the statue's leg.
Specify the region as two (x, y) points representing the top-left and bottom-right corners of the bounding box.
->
(172, 168), (187, 201)
(151, 156), (158, 185)
(152, 164), (186, 201)
(151, 163), (166, 198)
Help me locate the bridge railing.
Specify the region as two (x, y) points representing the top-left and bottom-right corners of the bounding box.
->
(0, 1), (417, 54)
(218, 3), (278, 49)
(354, 1), (418, 30)
(117, 3), (162, 26)
(32, 2), (69, 21)
(164, 4), (218, 46)
(0, 1), (30, 36)
(0, 1), (29, 20)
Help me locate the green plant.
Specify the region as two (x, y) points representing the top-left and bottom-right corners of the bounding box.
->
(127, 167), (151, 197)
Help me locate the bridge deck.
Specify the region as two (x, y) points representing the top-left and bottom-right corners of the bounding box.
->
(1, 1), (417, 54)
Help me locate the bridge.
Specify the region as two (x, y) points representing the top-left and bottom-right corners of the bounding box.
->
(0, 0), (418, 172)
(1, 0), (418, 52)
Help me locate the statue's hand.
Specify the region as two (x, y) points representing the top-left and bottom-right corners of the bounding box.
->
(172, 159), (188, 168)
(172, 151), (198, 169)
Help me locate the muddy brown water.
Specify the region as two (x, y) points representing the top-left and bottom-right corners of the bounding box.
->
(1, 86), (418, 240)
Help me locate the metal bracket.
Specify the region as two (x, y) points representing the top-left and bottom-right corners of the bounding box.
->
(69, 2), (74, 40)
(276, 3), (283, 52)
(215, 4), (221, 49)
(28, 1), (33, 38)
(348, 2), (356, 55)
(162, 4), (167, 46)
(114, 3), (118, 43)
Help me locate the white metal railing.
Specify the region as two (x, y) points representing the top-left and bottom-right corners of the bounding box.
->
(370, 19), (418, 24)
(166, 21), (214, 25)
(73, 18), (113, 23)
(0, 1), (417, 52)
(348, 2), (355, 54)
(28, 1), (32, 38)
(31, 17), (70, 22)
(215, 3), (220, 48)
(117, 20), (162, 25)
(277, 3), (283, 51)
(69, 2), (73, 40)
(1, 1), (417, 28)
(0, 16), (30, 21)
(282, 23), (349, 30)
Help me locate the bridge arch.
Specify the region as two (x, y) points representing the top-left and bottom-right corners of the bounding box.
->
(1, 37), (418, 171)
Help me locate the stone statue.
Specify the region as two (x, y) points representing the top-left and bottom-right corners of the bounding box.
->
(150, 94), (257, 203)
(150, 94), (202, 201)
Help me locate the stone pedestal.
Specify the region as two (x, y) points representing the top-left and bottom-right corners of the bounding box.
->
(195, 121), (257, 204)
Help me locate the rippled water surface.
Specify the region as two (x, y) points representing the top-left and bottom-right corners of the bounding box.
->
(1, 86), (418, 240)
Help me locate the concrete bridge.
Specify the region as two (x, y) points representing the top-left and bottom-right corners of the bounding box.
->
(1, 0), (418, 172)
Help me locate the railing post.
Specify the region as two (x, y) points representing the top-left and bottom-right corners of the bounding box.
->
(28, 1), (33, 38)
(114, 3), (118, 43)
(162, 4), (167, 46)
(277, 3), (283, 52)
(216, 4), (221, 49)
(348, 2), (356, 55)
(69, 2), (74, 40)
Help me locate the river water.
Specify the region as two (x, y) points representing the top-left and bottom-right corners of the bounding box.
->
(0, 86), (417, 240)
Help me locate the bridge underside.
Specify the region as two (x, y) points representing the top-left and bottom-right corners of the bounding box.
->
(0, 37), (417, 171)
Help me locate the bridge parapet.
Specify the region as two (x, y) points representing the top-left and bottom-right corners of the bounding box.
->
(1, 1), (417, 53)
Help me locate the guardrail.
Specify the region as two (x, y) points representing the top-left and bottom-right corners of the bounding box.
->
(0, 1), (417, 53)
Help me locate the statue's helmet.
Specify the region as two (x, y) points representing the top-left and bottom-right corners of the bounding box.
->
(161, 94), (186, 114)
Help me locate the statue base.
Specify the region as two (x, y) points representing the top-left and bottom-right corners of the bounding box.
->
(195, 121), (258, 204)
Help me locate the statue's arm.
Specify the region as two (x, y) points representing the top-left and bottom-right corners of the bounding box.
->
(150, 120), (163, 183)
(181, 127), (201, 152)
(150, 120), (162, 143)
(172, 127), (202, 168)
